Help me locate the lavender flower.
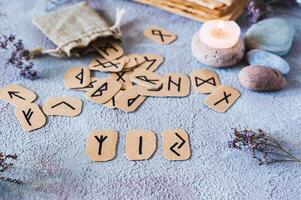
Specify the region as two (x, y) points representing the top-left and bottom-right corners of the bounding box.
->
(0, 33), (38, 80)
(228, 128), (301, 165)
(247, 0), (297, 24)
(0, 152), (22, 184)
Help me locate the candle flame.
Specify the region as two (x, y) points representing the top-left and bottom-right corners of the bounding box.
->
(218, 20), (225, 31)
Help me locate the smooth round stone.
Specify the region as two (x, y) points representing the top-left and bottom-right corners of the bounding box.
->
(245, 18), (295, 56)
(239, 65), (286, 91)
(191, 32), (245, 68)
(247, 49), (290, 75)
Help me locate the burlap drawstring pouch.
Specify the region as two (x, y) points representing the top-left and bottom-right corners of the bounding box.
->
(30, 2), (125, 58)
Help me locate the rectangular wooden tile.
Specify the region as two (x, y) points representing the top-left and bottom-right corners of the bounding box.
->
(115, 86), (146, 112)
(125, 129), (156, 160)
(162, 72), (190, 97)
(42, 96), (83, 117)
(190, 69), (220, 94)
(162, 128), (191, 161)
(85, 77), (122, 104)
(144, 26), (177, 45)
(86, 130), (118, 162)
(203, 85), (241, 113)
(0, 84), (37, 106)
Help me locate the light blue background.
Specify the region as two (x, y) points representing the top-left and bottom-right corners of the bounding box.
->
(1, 1), (301, 199)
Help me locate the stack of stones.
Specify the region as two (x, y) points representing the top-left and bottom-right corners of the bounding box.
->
(240, 18), (295, 91)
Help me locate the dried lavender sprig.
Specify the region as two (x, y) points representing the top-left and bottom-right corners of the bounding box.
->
(0, 33), (38, 80)
(228, 128), (301, 165)
(0, 152), (22, 184)
(246, 0), (297, 24)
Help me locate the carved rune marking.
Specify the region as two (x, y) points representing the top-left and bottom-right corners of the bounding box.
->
(195, 77), (216, 87)
(116, 72), (126, 82)
(94, 59), (120, 69)
(135, 75), (160, 85)
(75, 68), (84, 84)
(51, 101), (76, 110)
(99, 42), (118, 56)
(214, 92), (232, 106)
(151, 29), (172, 42)
(8, 91), (25, 100)
(143, 56), (156, 70)
(168, 76), (181, 92)
(169, 132), (186, 157)
(91, 83), (108, 97)
(94, 135), (108, 155)
(138, 136), (143, 155)
(22, 108), (34, 126)
(128, 95), (141, 107)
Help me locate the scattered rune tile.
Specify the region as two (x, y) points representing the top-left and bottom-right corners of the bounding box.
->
(135, 84), (166, 97)
(144, 26), (177, 45)
(117, 55), (130, 64)
(125, 129), (156, 160)
(123, 54), (145, 70)
(190, 69), (221, 94)
(14, 103), (47, 132)
(42, 96), (83, 117)
(162, 72), (191, 97)
(103, 89), (125, 109)
(108, 71), (133, 89)
(203, 85), (241, 113)
(64, 66), (91, 89)
(139, 53), (164, 72)
(88, 58), (125, 72)
(130, 69), (163, 89)
(86, 130), (119, 162)
(162, 128), (191, 161)
(76, 77), (103, 92)
(115, 86), (146, 113)
(92, 40), (124, 60)
(0, 84), (37, 106)
(85, 77), (122, 104)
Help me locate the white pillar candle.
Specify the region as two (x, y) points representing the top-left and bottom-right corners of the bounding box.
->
(199, 20), (241, 49)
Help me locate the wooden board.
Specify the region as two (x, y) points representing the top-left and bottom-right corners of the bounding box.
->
(133, 0), (248, 22)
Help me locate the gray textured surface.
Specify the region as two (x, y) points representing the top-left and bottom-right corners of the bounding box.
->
(1, 1), (301, 200)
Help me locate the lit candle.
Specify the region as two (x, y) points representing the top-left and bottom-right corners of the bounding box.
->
(199, 20), (241, 49)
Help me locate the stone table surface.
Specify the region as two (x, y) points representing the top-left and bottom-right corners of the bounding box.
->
(1, 1), (301, 200)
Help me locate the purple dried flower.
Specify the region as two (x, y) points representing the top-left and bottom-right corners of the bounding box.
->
(0, 151), (22, 184)
(0, 33), (38, 80)
(228, 128), (301, 165)
(247, 0), (297, 24)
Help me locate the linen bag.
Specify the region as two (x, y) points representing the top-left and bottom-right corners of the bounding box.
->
(31, 2), (125, 58)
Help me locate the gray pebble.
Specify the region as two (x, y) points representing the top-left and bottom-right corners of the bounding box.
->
(245, 18), (295, 56)
(247, 49), (290, 75)
(239, 65), (286, 91)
